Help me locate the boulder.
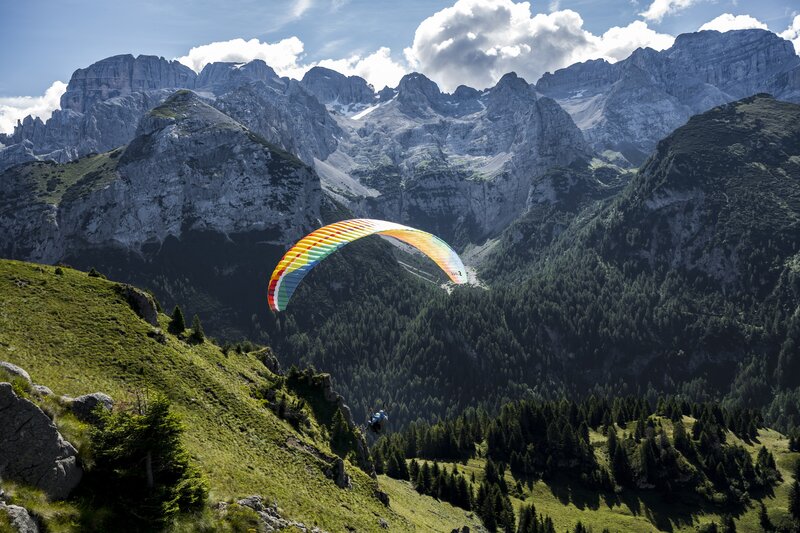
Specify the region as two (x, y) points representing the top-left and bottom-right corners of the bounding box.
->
(0, 362), (31, 384)
(0, 503), (39, 533)
(116, 284), (159, 326)
(68, 392), (113, 423)
(32, 385), (53, 397)
(0, 383), (82, 499)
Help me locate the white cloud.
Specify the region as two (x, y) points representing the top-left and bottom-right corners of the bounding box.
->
(0, 81), (67, 135)
(698, 13), (767, 32)
(176, 37), (407, 91)
(640, 0), (699, 23)
(176, 37), (307, 76)
(291, 0), (313, 18)
(317, 48), (407, 89)
(780, 15), (800, 54)
(404, 0), (674, 92)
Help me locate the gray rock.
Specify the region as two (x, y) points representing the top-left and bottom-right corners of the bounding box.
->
(32, 385), (53, 397)
(0, 503), (39, 533)
(0, 90), (322, 264)
(69, 392), (113, 423)
(379, 517), (389, 529)
(61, 54), (196, 114)
(116, 284), (159, 326)
(0, 362), (31, 384)
(374, 489), (390, 506)
(231, 496), (329, 533)
(536, 29), (800, 164)
(0, 383), (82, 499)
(326, 457), (351, 489)
(301, 66), (375, 115)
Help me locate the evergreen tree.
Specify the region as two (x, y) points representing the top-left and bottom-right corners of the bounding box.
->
(789, 478), (800, 523)
(189, 314), (205, 343)
(169, 305), (185, 334)
(90, 396), (208, 526)
(330, 408), (350, 458)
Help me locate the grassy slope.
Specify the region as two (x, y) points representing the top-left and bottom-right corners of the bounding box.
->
(0, 259), (469, 532)
(378, 476), (485, 532)
(421, 420), (798, 532)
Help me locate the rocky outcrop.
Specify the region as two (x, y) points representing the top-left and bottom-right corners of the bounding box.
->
(319, 374), (372, 475)
(536, 29), (800, 164)
(0, 502), (39, 533)
(67, 392), (113, 423)
(0, 362), (31, 384)
(115, 284), (159, 326)
(216, 496), (329, 533)
(0, 383), (82, 499)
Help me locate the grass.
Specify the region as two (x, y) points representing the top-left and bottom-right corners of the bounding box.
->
(378, 475), (484, 532)
(0, 259), (451, 531)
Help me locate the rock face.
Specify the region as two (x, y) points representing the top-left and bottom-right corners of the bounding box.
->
(68, 392), (114, 423)
(0, 383), (83, 499)
(301, 67), (375, 115)
(320, 71), (589, 242)
(0, 90), (322, 264)
(0, 56), (339, 172)
(61, 54), (197, 113)
(536, 29), (800, 165)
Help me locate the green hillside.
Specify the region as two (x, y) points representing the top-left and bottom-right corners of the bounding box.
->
(0, 258), (475, 532)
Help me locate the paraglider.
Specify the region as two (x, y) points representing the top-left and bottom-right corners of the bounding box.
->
(268, 218), (468, 312)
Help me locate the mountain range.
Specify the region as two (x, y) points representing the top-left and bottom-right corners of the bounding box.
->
(1, 28), (799, 430)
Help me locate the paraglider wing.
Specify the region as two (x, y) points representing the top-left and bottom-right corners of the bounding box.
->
(268, 218), (468, 311)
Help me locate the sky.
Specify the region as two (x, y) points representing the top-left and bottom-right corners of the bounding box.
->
(1, 0), (799, 133)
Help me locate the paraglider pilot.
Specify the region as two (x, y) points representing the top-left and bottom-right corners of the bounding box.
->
(368, 409), (388, 434)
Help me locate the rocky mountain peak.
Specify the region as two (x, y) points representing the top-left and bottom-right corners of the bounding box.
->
(300, 67), (375, 111)
(134, 89), (240, 137)
(395, 72), (444, 117)
(196, 60), (284, 94)
(60, 54), (197, 113)
(535, 28), (800, 165)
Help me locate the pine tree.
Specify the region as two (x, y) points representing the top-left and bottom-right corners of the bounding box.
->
(788, 479), (800, 523)
(330, 408), (350, 458)
(189, 314), (205, 343)
(169, 305), (185, 334)
(90, 396), (208, 525)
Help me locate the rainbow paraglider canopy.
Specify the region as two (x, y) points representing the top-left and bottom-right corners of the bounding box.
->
(268, 218), (468, 311)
